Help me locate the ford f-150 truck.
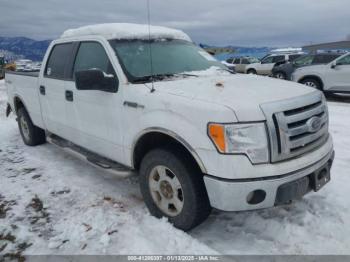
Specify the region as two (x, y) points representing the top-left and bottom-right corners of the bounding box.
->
(5, 23), (334, 231)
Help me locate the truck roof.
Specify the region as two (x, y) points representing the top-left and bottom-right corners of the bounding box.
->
(60, 23), (192, 42)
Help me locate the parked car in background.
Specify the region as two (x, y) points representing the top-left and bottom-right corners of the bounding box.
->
(272, 53), (342, 80)
(15, 59), (33, 72)
(223, 56), (260, 73)
(292, 52), (350, 93)
(0, 56), (5, 79)
(245, 53), (303, 75)
(222, 57), (236, 71)
(31, 62), (42, 72)
(5, 23), (334, 231)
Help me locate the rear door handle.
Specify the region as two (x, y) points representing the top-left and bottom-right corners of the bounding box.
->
(65, 90), (73, 102)
(39, 85), (45, 95)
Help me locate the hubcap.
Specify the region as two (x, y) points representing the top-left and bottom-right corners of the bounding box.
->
(20, 116), (30, 141)
(148, 165), (184, 217)
(304, 81), (317, 88)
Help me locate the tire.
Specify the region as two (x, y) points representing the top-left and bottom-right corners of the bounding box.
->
(301, 78), (322, 90)
(247, 69), (257, 74)
(274, 71), (286, 80)
(139, 148), (211, 231)
(17, 107), (46, 146)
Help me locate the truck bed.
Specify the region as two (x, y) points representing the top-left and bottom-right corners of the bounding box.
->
(5, 70), (39, 78)
(6, 70), (44, 129)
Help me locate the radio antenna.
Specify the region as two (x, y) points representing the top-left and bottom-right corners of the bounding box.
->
(147, 0), (155, 93)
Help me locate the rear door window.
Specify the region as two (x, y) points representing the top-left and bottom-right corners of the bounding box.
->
(261, 56), (274, 64)
(242, 58), (250, 64)
(289, 55), (302, 62)
(231, 58), (239, 64)
(226, 58), (234, 63)
(45, 43), (73, 79)
(272, 56), (286, 63)
(313, 55), (339, 64)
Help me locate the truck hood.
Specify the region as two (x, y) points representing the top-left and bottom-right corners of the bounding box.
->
(151, 73), (315, 121)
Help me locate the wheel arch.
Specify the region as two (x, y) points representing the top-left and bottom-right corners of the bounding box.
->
(298, 75), (324, 90)
(246, 67), (257, 73)
(13, 95), (28, 114)
(131, 128), (207, 174)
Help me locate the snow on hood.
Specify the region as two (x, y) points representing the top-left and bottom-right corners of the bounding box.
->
(61, 23), (192, 42)
(152, 72), (315, 121)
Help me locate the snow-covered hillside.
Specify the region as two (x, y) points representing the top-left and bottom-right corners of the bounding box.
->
(1, 79), (350, 256)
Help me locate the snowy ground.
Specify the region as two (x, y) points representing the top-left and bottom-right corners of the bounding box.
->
(1, 79), (350, 257)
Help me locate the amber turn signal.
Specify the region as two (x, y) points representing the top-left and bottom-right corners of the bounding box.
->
(208, 124), (226, 153)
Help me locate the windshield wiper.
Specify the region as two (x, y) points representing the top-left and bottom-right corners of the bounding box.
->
(132, 73), (198, 83)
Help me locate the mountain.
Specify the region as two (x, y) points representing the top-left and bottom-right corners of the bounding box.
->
(0, 37), (275, 62)
(0, 37), (52, 61)
(199, 43), (273, 61)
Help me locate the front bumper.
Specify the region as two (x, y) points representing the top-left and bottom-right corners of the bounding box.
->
(204, 150), (334, 211)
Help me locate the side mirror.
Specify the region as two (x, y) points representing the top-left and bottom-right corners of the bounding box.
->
(75, 69), (118, 93)
(331, 62), (338, 69)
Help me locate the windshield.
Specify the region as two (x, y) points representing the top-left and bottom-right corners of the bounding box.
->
(293, 55), (314, 67)
(110, 39), (225, 83)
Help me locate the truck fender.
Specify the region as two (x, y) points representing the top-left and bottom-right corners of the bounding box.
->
(131, 127), (207, 174)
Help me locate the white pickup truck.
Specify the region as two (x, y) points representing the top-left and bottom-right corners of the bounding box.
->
(5, 23), (334, 231)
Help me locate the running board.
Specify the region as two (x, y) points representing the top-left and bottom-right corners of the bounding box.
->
(47, 134), (135, 178)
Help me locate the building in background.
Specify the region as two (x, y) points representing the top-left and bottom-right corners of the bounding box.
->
(303, 41), (350, 53)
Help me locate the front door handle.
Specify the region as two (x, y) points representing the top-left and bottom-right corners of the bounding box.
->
(39, 85), (45, 95)
(65, 90), (73, 102)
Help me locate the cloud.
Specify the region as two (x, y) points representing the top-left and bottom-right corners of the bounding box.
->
(0, 0), (349, 46)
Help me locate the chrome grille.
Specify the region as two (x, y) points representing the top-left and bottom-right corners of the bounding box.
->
(261, 91), (329, 162)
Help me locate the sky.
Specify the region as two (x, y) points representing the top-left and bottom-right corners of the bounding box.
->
(0, 0), (349, 47)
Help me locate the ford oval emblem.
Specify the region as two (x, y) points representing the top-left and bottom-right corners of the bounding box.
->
(306, 116), (322, 133)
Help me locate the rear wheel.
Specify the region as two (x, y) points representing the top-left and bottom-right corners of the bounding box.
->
(139, 149), (211, 231)
(301, 78), (322, 90)
(17, 108), (46, 146)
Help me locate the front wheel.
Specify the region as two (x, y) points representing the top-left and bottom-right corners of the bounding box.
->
(301, 78), (322, 90)
(139, 149), (211, 231)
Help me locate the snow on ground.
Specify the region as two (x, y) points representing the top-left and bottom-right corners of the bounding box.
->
(1, 78), (350, 256)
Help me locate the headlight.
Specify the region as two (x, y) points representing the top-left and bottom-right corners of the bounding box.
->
(208, 123), (269, 164)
